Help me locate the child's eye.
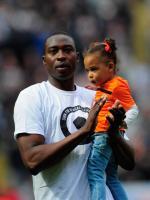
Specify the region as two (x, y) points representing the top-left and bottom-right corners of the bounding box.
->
(90, 67), (97, 71)
(85, 66), (98, 72)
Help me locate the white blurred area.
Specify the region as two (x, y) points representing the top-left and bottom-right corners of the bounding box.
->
(124, 182), (150, 200)
(0, 0), (150, 199)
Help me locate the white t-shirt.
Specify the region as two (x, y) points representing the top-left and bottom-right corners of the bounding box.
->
(14, 81), (114, 200)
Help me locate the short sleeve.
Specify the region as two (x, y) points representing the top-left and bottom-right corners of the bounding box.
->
(113, 79), (136, 111)
(14, 87), (45, 139)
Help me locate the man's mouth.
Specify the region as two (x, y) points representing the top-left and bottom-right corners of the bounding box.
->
(55, 63), (72, 74)
(55, 63), (71, 69)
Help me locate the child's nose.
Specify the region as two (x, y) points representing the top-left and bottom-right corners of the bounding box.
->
(88, 73), (93, 79)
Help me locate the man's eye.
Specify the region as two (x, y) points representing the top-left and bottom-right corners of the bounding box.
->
(48, 49), (58, 54)
(64, 47), (74, 53)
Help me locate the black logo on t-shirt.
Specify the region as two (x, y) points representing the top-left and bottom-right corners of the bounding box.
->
(60, 105), (91, 144)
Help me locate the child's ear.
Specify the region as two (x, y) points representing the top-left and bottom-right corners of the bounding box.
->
(108, 61), (115, 71)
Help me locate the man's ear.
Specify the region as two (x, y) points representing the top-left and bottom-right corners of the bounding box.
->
(42, 55), (46, 65)
(76, 52), (80, 63)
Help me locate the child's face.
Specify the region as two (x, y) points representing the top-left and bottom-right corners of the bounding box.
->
(84, 52), (114, 86)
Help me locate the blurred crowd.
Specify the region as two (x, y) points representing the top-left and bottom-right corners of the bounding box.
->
(0, 0), (150, 199)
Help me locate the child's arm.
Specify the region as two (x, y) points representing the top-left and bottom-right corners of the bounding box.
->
(114, 78), (139, 128)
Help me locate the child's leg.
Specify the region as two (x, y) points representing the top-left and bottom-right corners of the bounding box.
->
(106, 154), (128, 200)
(88, 133), (112, 200)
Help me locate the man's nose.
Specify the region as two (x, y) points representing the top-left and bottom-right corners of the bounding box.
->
(57, 50), (66, 61)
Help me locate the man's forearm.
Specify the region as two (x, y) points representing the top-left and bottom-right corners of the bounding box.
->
(109, 133), (135, 170)
(18, 129), (89, 175)
(106, 102), (135, 170)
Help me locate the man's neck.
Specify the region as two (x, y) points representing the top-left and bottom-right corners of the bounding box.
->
(48, 77), (76, 91)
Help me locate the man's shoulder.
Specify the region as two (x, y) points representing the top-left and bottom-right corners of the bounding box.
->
(17, 81), (48, 102)
(15, 81), (48, 108)
(20, 81), (47, 95)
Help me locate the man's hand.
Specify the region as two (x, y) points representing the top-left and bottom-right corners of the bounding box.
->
(106, 100), (135, 170)
(81, 95), (107, 135)
(120, 121), (128, 129)
(106, 100), (126, 135)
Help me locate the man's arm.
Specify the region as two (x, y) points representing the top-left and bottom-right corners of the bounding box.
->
(16, 97), (106, 175)
(107, 101), (135, 170)
(109, 134), (135, 170)
(17, 130), (89, 175)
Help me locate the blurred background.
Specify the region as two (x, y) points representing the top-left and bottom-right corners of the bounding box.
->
(0, 0), (150, 199)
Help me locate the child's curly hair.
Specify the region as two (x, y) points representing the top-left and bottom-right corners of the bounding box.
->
(85, 38), (118, 66)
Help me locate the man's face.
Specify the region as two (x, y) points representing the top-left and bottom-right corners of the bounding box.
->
(43, 34), (77, 81)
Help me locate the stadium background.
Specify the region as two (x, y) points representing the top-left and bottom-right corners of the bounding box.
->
(0, 0), (150, 199)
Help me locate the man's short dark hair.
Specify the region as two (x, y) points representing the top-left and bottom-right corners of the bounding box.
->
(43, 31), (75, 54)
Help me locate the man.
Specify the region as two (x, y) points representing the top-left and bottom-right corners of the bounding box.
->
(13, 33), (134, 200)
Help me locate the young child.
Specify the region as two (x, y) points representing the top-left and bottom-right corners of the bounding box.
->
(84, 38), (139, 200)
